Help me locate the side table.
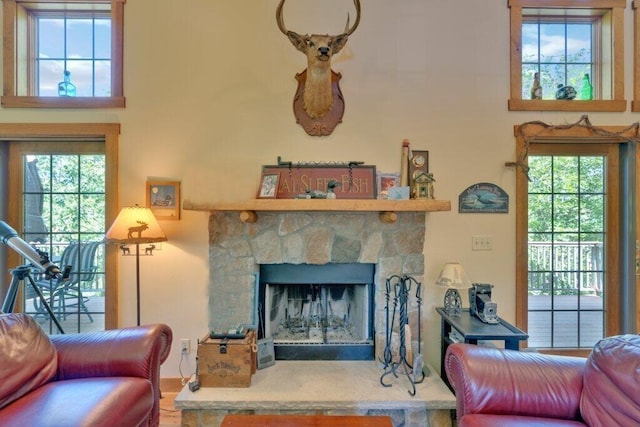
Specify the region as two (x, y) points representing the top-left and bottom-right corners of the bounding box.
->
(436, 307), (528, 390)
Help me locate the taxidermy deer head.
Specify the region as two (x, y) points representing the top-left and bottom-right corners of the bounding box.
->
(276, 0), (361, 123)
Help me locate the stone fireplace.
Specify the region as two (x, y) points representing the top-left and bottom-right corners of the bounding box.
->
(176, 205), (456, 427)
(207, 210), (427, 362)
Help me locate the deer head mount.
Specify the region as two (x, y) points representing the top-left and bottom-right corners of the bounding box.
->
(276, 0), (361, 136)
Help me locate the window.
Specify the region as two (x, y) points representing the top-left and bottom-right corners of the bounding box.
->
(1, 0), (125, 108)
(527, 153), (606, 349)
(514, 122), (629, 356)
(0, 123), (120, 332)
(21, 152), (107, 334)
(36, 15), (112, 97)
(522, 19), (594, 100)
(508, 0), (626, 112)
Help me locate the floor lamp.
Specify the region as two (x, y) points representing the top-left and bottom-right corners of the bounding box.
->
(105, 205), (167, 326)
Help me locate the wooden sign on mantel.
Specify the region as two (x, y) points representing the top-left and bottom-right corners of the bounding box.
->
(261, 165), (377, 199)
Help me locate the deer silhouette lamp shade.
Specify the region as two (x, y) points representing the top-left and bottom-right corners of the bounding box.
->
(435, 262), (471, 317)
(105, 205), (167, 325)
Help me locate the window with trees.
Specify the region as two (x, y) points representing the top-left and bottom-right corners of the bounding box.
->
(514, 121), (633, 356)
(508, 0), (626, 112)
(0, 123), (120, 332)
(21, 151), (107, 333)
(1, 0), (125, 108)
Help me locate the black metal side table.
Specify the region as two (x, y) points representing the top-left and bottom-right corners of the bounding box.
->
(436, 307), (528, 390)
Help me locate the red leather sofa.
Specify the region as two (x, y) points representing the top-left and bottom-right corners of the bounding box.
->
(0, 313), (172, 427)
(445, 334), (640, 426)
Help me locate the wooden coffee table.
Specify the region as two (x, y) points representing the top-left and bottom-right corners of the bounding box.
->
(221, 414), (393, 426)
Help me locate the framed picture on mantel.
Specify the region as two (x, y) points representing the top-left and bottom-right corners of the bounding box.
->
(258, 173), (279, 199)
(260, 164), (377, 199)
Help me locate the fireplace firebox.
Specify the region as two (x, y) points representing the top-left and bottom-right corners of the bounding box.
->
(259, 263), (375, 360)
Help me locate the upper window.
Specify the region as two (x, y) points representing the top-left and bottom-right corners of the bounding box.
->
(508, 0), (626, 112)
(1, 0), (125, 108)
(36, 14), (112, 97)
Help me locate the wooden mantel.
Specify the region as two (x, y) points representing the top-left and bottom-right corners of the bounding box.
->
(183, 199), (451, 223)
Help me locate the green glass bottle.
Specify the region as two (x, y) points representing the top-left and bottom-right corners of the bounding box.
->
(580, 73), (593, 100)
(58, 70), (76, 97)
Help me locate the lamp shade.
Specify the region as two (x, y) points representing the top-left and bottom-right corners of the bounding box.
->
(435, 262), (471, 289)
(105, 206), (167, 244)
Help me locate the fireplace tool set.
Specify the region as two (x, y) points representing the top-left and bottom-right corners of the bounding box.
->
(380, 274), (426, 396)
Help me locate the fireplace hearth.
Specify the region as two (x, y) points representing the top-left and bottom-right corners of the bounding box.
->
(259, 263), (375, 360)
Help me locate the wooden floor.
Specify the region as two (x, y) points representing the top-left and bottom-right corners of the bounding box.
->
(160, 392), (181, 427)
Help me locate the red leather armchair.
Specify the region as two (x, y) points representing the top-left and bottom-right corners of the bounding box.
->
(0, 313), (172, 427)
(444, 334), (640, 426)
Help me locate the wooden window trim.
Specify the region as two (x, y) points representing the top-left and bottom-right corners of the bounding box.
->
(508, 0), (626, 112)
(1, 0), (126, 109)
(632, 1), (640, 112)
(514, 123), (624, 357)
(1, 123), (120, 329)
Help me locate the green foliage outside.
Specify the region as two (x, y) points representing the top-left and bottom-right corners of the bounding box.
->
(34, 154), (106, 244)
(527, 155), (605, 296)
(27, 154), (106, 297)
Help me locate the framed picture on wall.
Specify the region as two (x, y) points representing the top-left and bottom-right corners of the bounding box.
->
(257, 173), (279, 198)
(146, 181), (180, 220)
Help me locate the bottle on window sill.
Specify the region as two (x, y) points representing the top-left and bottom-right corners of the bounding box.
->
(530, 72), (542, 100)
(580, 73), (593, 100)
(58, 70), (77, 97)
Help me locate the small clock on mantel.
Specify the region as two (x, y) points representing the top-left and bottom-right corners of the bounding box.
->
(409, 150), (429, 195)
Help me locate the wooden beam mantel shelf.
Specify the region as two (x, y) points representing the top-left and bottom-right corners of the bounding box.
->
(183, 199), (451, 223)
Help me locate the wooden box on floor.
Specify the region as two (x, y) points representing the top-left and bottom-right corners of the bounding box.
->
(197, 330), (256, 387)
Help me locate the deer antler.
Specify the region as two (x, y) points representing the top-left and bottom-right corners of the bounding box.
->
(343, 0), (361, 37)
(276, 0), (295, 37)
(276, 0), (361, 38)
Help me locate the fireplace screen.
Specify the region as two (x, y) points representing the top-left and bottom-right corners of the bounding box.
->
(259, 263), (375, 360)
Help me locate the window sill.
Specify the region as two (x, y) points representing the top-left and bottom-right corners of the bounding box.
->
(508, 99), (626, 112)
(0, 96), (125, 109)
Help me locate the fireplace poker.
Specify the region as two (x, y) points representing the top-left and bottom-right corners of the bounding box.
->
(380, 275), (420, 396)
(409, 278), (426, 383)
(380, 275), (401, 370)
(380, 280), (400, 387)
(398, 277), (417, 395)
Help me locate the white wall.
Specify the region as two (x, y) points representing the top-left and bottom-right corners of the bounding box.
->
(2, 0), (637, 379)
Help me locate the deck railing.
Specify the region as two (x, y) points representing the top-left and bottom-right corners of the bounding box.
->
(528, 241), (603, 296)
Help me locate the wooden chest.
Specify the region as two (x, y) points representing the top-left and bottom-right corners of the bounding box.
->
(197, 330), (257, 387)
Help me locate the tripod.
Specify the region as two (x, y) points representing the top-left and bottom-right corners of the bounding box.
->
(2, 264), (65, 334)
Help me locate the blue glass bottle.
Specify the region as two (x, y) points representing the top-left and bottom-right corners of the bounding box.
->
(58, 70), (76, 97)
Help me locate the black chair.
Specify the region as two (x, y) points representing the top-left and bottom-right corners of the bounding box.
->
(29, 241), (102, 322)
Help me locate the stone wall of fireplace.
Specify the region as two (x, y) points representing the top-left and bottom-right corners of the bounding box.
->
(208, 210), (426, 360)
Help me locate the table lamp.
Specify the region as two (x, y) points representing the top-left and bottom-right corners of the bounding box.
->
(435, 262), (471, 317)
(105, 205), (167, 325)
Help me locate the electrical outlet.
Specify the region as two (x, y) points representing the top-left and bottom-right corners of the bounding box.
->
(472, 235), (493, 251)
(180, 338), (190, 354)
